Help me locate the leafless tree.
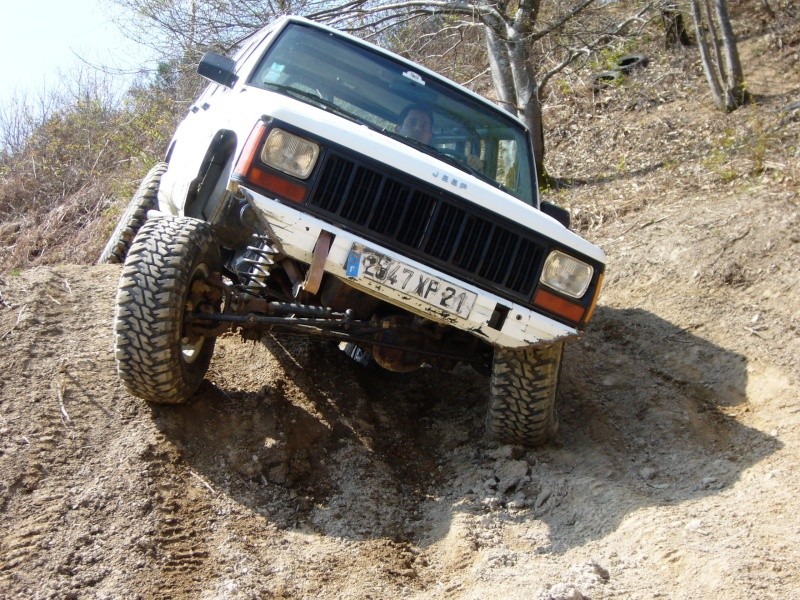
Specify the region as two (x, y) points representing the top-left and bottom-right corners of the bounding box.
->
(688, 0), (749, 111)
(112, 0), (655, 178)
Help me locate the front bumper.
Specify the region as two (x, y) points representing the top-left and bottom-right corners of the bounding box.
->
(249, 191), (579, 348)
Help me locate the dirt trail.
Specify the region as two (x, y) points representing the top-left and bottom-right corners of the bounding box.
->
(2, 21), (800, 600)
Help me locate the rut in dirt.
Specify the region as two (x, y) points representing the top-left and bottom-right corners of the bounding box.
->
(151, 331), (489, 542)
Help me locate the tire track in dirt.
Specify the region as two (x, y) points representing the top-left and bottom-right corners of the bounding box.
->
(0, 266), (122, 594)
(131, 439), (218, 598)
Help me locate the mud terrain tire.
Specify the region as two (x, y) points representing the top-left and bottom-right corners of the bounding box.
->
(98, 162), (167, 264)
(114, 216), (221, 404)
(487, 341), (564, 446)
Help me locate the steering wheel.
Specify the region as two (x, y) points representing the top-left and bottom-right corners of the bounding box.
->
(438, 148), (464, 161)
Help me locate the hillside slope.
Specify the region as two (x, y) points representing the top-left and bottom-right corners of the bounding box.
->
(1, 20), (800, 600)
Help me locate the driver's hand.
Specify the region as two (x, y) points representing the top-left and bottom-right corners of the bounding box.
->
(467, 154), (484, 171)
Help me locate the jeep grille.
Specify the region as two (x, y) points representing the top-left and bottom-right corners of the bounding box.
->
(306, 152), (547, 305)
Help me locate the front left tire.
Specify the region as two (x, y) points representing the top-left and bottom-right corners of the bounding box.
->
(114, 216), (221, 404)
(486, 341), (564, 446)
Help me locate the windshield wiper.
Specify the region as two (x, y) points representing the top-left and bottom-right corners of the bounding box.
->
(383, 129), (506, 191)
(262, 83), (364, 125)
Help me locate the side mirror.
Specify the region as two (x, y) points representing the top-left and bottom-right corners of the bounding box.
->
(197, 52), (238, 88)
(540, 200), (571, 229)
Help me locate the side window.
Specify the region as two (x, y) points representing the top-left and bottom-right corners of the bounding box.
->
(496, 139), (519, 189)
(234, 27), (275, 77)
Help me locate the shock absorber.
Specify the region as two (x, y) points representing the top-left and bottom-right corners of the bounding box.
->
(235, 234), (279, 298)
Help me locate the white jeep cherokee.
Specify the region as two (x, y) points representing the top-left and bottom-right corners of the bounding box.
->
(103, 16), (605, 446)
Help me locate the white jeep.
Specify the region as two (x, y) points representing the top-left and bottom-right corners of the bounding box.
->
(102, 16), (606, 446)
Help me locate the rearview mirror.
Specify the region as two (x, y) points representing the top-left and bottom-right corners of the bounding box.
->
(197, 53), (238, 88)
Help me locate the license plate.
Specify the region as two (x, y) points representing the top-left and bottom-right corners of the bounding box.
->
(345, 244), (477, 318)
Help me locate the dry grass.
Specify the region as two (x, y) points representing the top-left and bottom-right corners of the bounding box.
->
(0, 0), (797, 274)
(542, 6), (800, 237)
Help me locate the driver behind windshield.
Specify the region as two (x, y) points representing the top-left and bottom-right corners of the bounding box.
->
(395, 104), (433, 144)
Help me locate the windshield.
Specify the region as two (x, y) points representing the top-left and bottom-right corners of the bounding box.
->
(248, 22), (536, 205)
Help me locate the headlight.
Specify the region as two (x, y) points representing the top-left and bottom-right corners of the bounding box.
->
(261, 128), (319, 179)
(541, 250), (593, 298)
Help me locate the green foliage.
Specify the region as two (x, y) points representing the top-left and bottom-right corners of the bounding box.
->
(588, 40), (638, 73)
(702, 111), (777, 183)
(703, 127), (739, 182)
(556, 79), (574, 96)
(746, 118), (770, 177)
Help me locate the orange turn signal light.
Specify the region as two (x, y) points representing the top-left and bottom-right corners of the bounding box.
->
(533, 287), (585, 325)
(247, 167), (307, 204)
(234, 120), (268, 180)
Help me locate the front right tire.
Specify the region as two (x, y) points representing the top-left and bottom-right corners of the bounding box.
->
(114, 216), (221, 404)
(486, 341), (564, 447)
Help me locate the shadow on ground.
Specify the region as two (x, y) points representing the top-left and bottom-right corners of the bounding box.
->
(150, 304), (779, 551)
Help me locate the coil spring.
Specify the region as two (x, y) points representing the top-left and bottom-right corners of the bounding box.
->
(236, 234), (278, 298)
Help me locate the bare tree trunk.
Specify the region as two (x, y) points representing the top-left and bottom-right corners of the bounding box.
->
(715, 0), (749, 106)
(520, 90), (545, 180)
(485, 27), (516, 110)
(689, 0), (749, 111)
(661, 3), (692, 48)
(703, 0), (727, 80)
(482, 0), (547, 182)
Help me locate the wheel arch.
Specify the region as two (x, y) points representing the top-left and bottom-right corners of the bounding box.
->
(185, 129), (239, 221)
(164, 139), (177, 163)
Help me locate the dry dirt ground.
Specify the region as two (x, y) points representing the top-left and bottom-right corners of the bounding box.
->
(2, 19), (800, 600)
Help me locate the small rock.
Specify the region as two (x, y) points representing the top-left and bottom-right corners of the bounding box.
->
(639, 466), (657, 481)
(481, 496), (503, 511)
(586, 561), (610, 581)
(267, 463), (289, 484)
(685, 519), (705, 533)
(546, 583), (584, 600)
(486, 445), (516, 460)
(496, 460), (529, 493)
(507, 492), (527, 509)
(601, 374), (618, 387)
(535, 488), (552, 509)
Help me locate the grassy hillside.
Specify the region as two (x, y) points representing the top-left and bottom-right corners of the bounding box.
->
(0, 1), (797, 275)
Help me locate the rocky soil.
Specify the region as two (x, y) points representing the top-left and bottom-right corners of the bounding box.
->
(1, 16), (800, 600)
